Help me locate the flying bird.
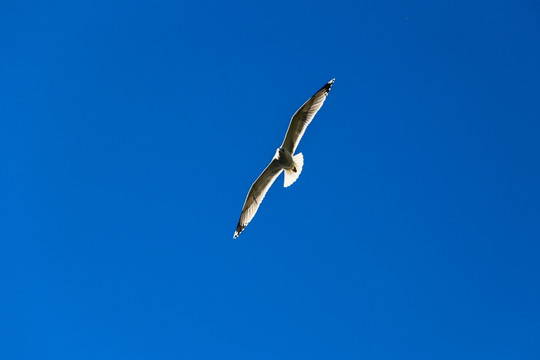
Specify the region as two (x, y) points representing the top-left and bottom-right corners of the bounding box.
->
(233, 78), (335, 238)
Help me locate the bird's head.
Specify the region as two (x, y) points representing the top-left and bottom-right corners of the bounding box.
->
(274, 147), (285, 160)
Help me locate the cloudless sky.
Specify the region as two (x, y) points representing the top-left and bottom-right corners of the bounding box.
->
(1, 0), (539, 359)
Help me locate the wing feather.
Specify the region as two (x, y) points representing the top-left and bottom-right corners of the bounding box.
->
(281, 79), (334, 153)
(234, 159), (283, 238)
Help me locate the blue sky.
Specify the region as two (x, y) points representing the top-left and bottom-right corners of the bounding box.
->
(1, 0), (539, 359)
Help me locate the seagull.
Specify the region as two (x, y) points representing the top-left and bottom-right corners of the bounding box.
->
(233, 78), (335, 239)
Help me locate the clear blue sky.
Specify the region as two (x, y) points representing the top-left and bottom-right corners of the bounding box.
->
(1, 1), (539, 359)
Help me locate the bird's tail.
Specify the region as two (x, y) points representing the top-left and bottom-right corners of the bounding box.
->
(284, 153), (303, 188)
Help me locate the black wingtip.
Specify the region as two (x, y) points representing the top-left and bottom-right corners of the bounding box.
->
(323, 78), (335, 93)
(233, 223), (245, 239)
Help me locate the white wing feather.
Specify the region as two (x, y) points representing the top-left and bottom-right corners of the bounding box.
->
(281, 79), (334, 154)
(234, 159), (283, 238)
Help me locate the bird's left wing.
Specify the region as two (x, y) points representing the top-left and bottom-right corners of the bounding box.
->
(234, 159), (283, 238)
(281, 78), (334, 154)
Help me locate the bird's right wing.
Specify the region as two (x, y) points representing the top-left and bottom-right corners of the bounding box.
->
(281, 78), (334, 154)
(234, 159), (283, 238)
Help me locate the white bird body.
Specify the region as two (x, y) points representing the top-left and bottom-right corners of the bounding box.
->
(233, 79), (335, 239)
(273, 147), (293, 168)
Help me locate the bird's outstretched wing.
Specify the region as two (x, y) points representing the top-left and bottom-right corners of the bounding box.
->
(234, 159), (283, 238)
(281, 78), (334, 154)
